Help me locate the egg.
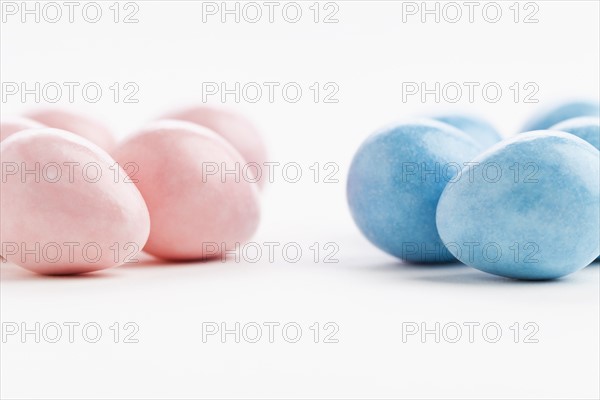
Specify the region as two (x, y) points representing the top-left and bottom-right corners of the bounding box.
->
(26, 108), (117, 153)
(0, 129), (150, 275)
(433, 115), (502, 148)
(161, 105), (268, 187)
(522, 100), (600, 131)
(347, 119), (482, 263)
(436, 131), (600, 280)
(1, 116), (46, 142)
(550, 118), (600, 263)
(550, 116), (600, 150)
(113, 120), (261, 260)
(0, 116), (46, 261)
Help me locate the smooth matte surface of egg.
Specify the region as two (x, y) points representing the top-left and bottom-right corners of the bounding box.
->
(436, 131), (600, 280)
(522, 101), (600, 131)
(550, 118), (600, 262)
(0, 116), (45, 142)
(434, 115), (502, 148)
(347, 119), (482, 263)
(26, 109), (117, 153)
(113, 120), (261, 260)
(162, 105), (268, 187)
(551, 117), (600, 150)
(0, 129), (150, 275)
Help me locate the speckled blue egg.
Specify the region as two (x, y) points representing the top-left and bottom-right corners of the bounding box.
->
(550, 117), (600, 150)
(522, 101), (600, 131)
(436, 131), (600, 280)
(434, 115), (502, 148)
(347, 119), (482, 263)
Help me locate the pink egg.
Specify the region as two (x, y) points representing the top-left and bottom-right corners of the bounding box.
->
(0, 129), (150, 275)
(26, 109), (117, 153)
(162, 105), (268, 187)
(113, 120), (261, 260)
(0, 116), (45, 142)
(0, 116), (45, 262)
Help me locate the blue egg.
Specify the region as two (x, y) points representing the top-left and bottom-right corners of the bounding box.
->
(551, 118), (600, 263)
(550, 117), (600, 150)
(347, 119), (482, 263)
(522, 101), (600, 131)
(434, 115), (502, 148)
(436, 131), (600, 280)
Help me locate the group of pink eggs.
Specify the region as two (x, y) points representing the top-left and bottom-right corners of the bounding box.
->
(0, 106), (268, 275)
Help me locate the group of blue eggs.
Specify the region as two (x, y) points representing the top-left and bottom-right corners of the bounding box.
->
(347, 101), (600, 280)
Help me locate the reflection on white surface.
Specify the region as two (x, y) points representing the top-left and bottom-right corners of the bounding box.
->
(1, 232), (599, 399)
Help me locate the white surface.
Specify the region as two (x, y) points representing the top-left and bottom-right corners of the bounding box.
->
(2, 242), (599, 399)
(1, 1), (599, 399)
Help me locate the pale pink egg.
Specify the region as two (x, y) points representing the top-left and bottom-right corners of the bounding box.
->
(0, 116), (45, 262)
(113, 120), (261, 260)
(162, 105), (268, 187)
(0, 116), (45, 142)
(0, 129), (150, 275)
(26, 109), (117, 153)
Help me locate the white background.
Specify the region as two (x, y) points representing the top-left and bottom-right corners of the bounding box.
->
(1, 1), (599, 399)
